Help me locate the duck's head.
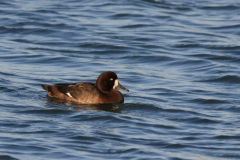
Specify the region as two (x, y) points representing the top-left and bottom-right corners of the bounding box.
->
(96, 71), (129, 93)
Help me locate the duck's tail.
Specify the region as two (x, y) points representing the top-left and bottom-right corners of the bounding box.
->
(41, 84), (54, 97)
(41, 84), (49, 92)
(41, 84), (64, 98)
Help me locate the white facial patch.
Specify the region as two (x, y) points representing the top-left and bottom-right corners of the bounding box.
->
(113, 79), (119, 89)
(66, 92), (73, 98)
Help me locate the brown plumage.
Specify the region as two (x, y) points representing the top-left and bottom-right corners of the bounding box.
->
(41, 71), (129, 104)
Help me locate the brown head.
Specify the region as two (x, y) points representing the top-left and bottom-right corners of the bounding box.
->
(96, 71), (129, 93)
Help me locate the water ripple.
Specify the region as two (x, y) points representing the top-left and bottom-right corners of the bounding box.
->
(1, 0), (240, 159)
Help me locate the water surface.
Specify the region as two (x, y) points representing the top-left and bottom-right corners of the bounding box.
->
(1, 0), (240, 159)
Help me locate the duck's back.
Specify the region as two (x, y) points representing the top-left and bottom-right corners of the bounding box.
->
(42, 82), (101, 104)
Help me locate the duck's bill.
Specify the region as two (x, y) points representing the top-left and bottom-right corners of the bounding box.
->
(116, 82), (129, 92)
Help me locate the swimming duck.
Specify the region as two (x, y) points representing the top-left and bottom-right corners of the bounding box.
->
(41, 71), (129, 104)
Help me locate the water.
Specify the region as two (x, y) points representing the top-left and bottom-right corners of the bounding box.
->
(1, 0), (240, 159)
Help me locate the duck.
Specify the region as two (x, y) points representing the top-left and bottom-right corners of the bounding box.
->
(41, 71), (129, 104)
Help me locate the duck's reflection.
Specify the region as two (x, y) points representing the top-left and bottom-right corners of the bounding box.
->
(46, 96), (123, 113)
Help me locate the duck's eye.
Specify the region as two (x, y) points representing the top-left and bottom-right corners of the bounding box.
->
(110, 78), (113, 81)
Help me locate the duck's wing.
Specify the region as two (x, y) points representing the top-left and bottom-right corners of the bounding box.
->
(57, 82), (99, 100)
(51, 83), (76, 97)
(42, 82), (97, 98)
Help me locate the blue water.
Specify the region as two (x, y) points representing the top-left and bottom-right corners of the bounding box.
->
(1, 0), (240, 159)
